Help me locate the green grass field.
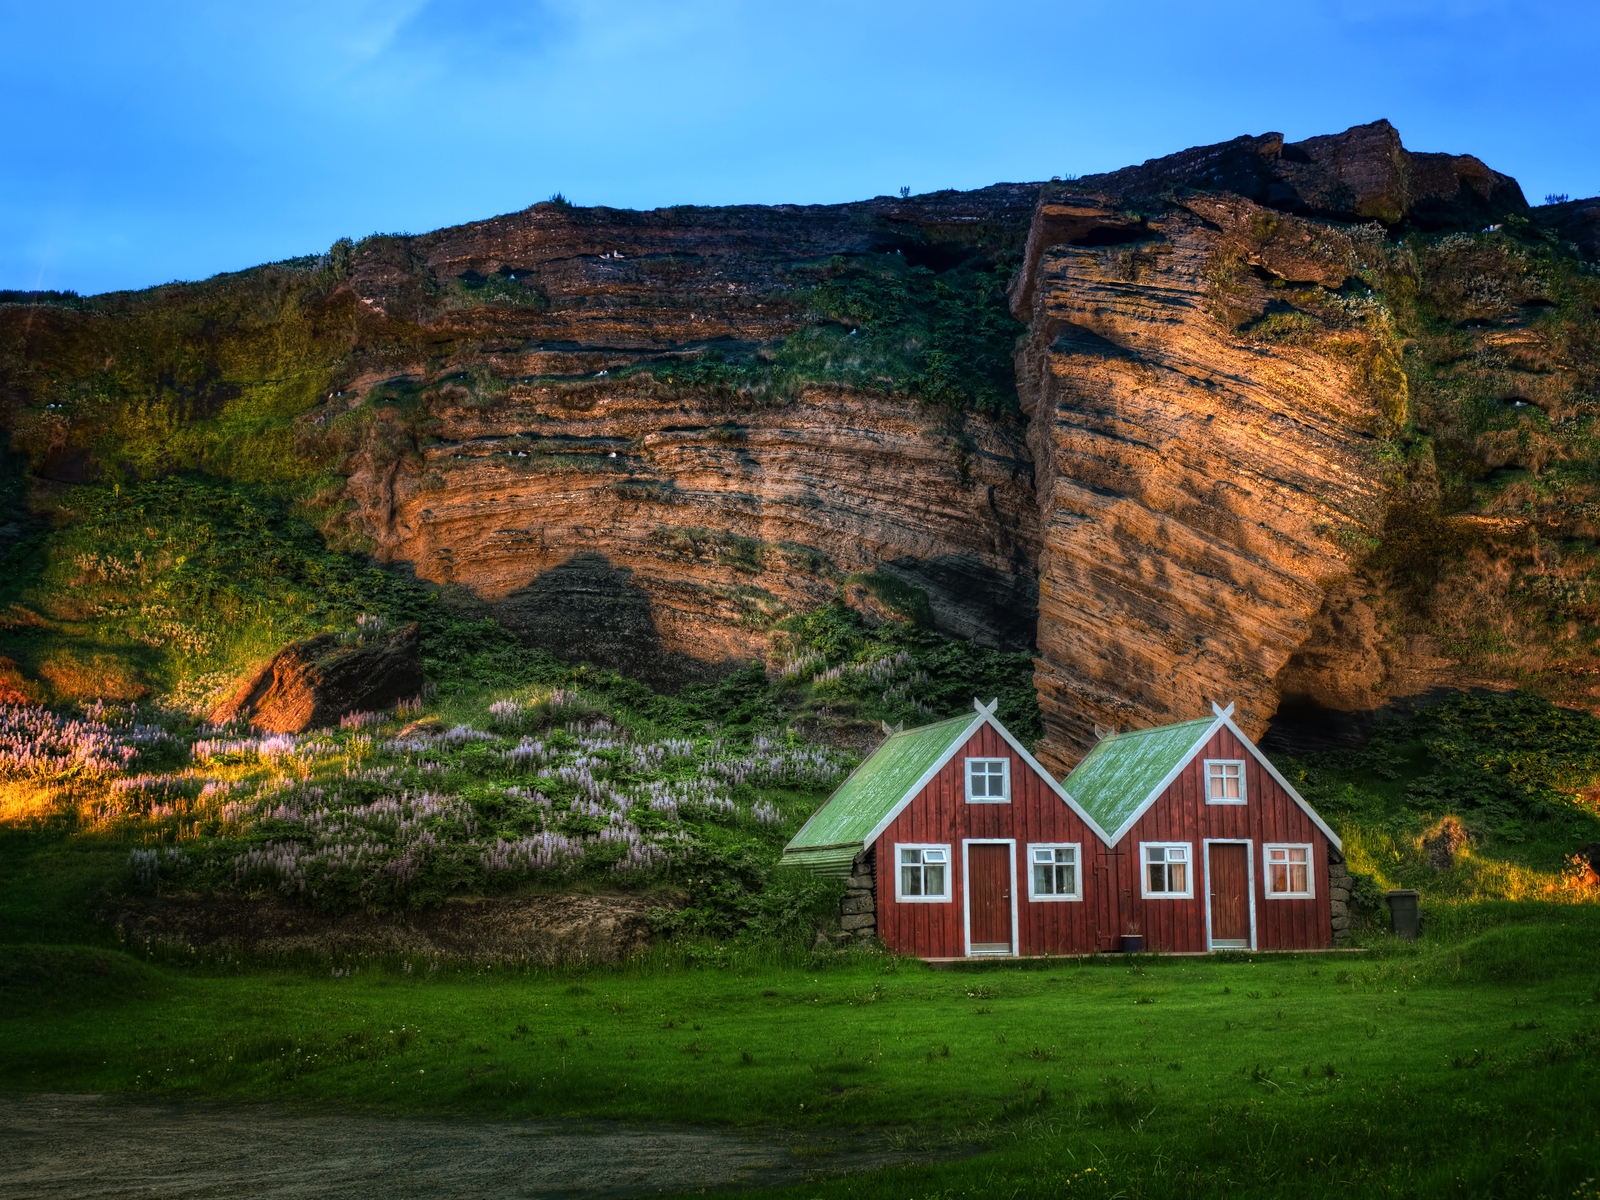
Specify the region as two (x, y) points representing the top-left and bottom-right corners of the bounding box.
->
(5, 906), (1600, 1199)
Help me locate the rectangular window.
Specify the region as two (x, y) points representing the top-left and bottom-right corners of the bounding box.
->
(1142, 843), (1192, 897)
(896, 844), (951, 901)
(1205, 759), (1247, 803)
(1027, 843), (1081, 901)
(965, 757), (1010, 803)
(1264, 844), (1313, 897)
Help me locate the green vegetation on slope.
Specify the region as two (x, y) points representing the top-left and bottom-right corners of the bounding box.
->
(0, 475), (430, 705)
(1367, 220), (1600, 699)
(580, 251), (1025, 416)
(2, 253), (357, 493)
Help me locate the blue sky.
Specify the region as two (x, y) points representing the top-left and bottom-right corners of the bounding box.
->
(4, 0), (1596, 295)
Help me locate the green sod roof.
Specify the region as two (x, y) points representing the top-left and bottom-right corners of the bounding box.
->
(783, 713), (978, 873)
(1063, 716), (1216, 839)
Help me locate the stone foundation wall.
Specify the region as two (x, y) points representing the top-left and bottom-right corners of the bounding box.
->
(837, 847), (877, 946)
(1328, 847), (1352, 943)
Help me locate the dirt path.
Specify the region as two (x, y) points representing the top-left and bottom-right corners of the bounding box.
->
(1, 1093), (917, 1198)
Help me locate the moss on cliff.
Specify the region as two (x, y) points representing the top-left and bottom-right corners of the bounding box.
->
(1361, 219), (1600, 700)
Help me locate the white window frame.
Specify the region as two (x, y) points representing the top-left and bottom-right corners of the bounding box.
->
(1263, 842), (1315, 898)
(894, 843), (952, 903)
(961, 838), (1018, 957)
(964, 757), (1011, 803)
(1203, 838), (1258, 951)
(1139, 841), (1194, 899)
(1025, 842), (1083, 902)
(1204, 759), (1248, 804)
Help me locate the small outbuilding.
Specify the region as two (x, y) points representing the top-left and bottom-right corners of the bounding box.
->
(783, 699), (1346, 957)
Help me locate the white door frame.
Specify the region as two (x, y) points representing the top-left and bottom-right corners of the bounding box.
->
(1202, 838), (1256, 951)
(961, 838), (1018, 957)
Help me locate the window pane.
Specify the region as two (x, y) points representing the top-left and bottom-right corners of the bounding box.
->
(924, 864), (945, 896)
(1169, 862), (1187, 892)
(1058, 864), (1076, 894)
(1169, 845), (1187, 862)
(1057, 847), (1075, 865)
(1209, 762), (1242, 799)
(1033, 864), (1054, 895)
(902, 866), (921, 895)
(923, 848), (946, 864)
(901, 847), (920, 865)
(1288, 846), (1307, 864)
(1033, 848), (1053, 864)
(1148, 862), (1165, 893)
(1270, 863), (1288, 893)
(1289, 863), (1308, 892)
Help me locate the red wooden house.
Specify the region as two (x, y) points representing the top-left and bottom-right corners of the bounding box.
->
(782, 700), (1341, 957)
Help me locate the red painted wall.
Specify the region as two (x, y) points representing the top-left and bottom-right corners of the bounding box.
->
(872, 722), (1333, 958)
(873, 723), (1099, 959)
(1101, 726), (1332, 952)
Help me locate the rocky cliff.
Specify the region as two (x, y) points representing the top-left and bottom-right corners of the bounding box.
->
(1012, 188), (1394, 767)
(325, 190), (1043, 687)
(6, 120), (1597, 770)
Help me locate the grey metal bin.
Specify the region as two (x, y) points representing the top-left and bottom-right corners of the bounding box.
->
(1387, 889), (1420, 940)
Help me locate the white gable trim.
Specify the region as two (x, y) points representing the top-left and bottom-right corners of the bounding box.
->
(1216, 711), (1343, 851)
(1098, 702), (1343, 851)
(860, 713), (986, 848)
(1102, 715), (1227, 845)
(861, 699), (1115, 849)
(982, 712), (1113, 844)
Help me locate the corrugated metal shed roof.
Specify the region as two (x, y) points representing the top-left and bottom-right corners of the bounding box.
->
(783, 713), (977, 859)
(1064, 716), (1215, 837)
(777, 844), (860, 879)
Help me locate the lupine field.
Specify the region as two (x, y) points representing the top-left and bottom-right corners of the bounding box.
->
(1, 684), (855, 921)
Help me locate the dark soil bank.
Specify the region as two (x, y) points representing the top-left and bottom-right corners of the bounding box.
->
(1, 1093), (916, 1198)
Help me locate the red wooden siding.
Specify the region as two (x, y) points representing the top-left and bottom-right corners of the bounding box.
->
(873, 724), (1099, 958)
(1108, 727), (1332, 952)
(872, 722), (1332, 958)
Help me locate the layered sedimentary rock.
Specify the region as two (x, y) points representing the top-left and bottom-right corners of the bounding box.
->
(1009, 121), (1539, 769)
(347, 387), (1037, 685)
(328, 190), (1042, 686)
(1013, 190), (1393, 770)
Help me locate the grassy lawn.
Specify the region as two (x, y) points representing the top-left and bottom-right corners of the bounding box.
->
(5, 907), (1600, 1199)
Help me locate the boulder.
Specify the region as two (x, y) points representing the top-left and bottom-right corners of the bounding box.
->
(209, 622), (423, 733)
(1536, 196), (1600, 261)
(1080, 119), (1527, 230)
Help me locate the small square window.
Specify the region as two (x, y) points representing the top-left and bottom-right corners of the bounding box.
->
(1028, 844), (1080, 900)
(1264, 844), (1313, 897)
(897, 845), (950, 901)
(1205, 760), (1246, 803)
(1142, 843), (1192, 897)
(965, 758), (1010, 803)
